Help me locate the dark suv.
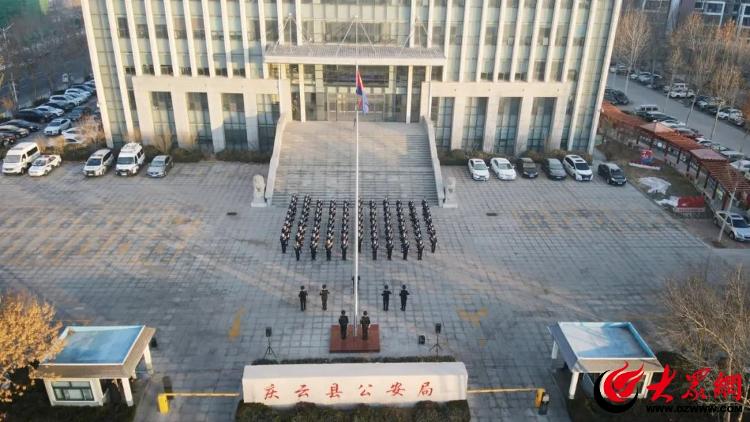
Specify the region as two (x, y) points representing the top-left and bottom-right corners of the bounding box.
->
(598, 163), (627, 186)
(542, 158), (567, 180)
(14, 109), (50, 123)
(515, 157), (538, 178)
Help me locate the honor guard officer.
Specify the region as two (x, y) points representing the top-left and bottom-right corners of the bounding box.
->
(430, 232), (437, 253)
(294, 239), (302, 261)
(382, 285), (392, 311)
(320, 284), (329, 310)
(386, 238), (394, 260)
(416, 237), (425, 260)
(325, 236), (334, 261)
(402, 238), (410, 260)
(399, 285), (410, 311)
(360, 311), (371, 341)
(298, 286), (307, 311)
(338, 311), (349, 340)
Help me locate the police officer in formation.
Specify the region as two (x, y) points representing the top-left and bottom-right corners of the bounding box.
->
(340, 200), (350, 261)
(383, 198), (394, 260)
(396, 200), (409, 260)
(320, 284), (329, 311)
(399, 285), (410, 311)
(369, 200), (378, 260)
(357, 200), (364, 253)
(381, 284), (392, 311)
(309, 200), (323, 260)
(293, 195), (312, 261)
(325, 200), (336, 261)
(279, 194), (297, 253)
(298, 286), (307, 311)
(422, 199), (437, 253)
(409, 201), (425, 261)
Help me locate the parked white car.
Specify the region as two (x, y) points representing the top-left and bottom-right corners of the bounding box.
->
(62, 127), (90, 144)
(668, 89), (694, 99)
(50, 94), (84, 106)
(83, 148), (114, 177)
(116, 142), (145, 176)
(28, 154), (62, 177)
(468, 158), (490, 181)
(730, 160), (750, 173)
(34, 105), (65, 118)
(714, 211), (750, 242)
(562, 154), (593, 181)
(2, 142), (41, 175)
(65, 88), (91, 100)
(44, 118), (72, 136)
(489, 157), (516, 180)
(718, 108), (742, 120)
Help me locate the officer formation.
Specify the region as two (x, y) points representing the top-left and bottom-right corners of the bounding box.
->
(279, 194), (437, 262)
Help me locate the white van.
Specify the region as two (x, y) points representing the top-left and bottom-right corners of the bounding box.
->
(2, 142), (41, 175)
(83, 148), (114, 177)
(635, 104), (660, 113)
(115, 143), (145, 176)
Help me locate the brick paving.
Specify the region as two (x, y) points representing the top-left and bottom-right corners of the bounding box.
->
(0, 162), (747, 422)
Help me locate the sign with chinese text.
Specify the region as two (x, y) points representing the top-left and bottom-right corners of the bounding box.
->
(242, 362), (468, 407)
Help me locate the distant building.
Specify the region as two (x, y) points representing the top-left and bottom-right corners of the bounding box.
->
(81, 0), (622, 155)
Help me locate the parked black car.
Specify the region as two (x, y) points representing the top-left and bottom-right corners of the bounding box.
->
(542, 158), (567, 180)
(613, 91), (630, 105)
(5, 119), (40, 132)
(69, 106), (92, 122)
(0, 132), (17, 146)
(598, 163), (627, 186)
(516, 157), (539, 178)
(14, 109), (50, 123)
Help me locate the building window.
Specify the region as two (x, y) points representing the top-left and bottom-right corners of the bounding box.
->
(462, 97), (487, 151)
(117, 17), (129, 38)
(52, 381), (94, 402)
(161, 64), (174, 75)
(247, 19), (260, 41)
(151, 92), (177, 150)
(485, 26), (497, 46)
(174, 18), (187, 38)
(495, 97), (520, 155)
(187, 93), (213, 153)
(223, 93), (248, 150)
(142, 64), (155, 74)
(534, 60), (545, 81)
(527, 97), (555, 152)
(136, 24), (149, 38)
(431, 97), (454, 151)
(266, 20), (278, 42)
(257, 94), (280, 152)
(155, 24), (168, 39)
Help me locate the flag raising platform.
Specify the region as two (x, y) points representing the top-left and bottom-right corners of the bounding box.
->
(329, 324), (381, 353)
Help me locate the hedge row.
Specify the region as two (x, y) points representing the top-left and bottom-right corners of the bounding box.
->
(251, 355), (456, 366)
(438, 149), (593, 166)
(236, 400), (470, 422)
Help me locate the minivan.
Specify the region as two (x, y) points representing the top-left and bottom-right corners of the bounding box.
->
(83, 149), (114, 177)
(115, 143), (145, 176)
(2, 142), (41, 175)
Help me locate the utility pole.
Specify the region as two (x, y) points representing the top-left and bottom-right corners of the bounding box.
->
(0, 23), (18, 106)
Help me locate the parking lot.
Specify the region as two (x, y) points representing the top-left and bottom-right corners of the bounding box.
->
(0, 162), (747, 421)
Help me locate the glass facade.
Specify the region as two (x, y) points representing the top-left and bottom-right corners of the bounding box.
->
(431, 97), (454, 151)
(52, 381), (94, 402)
(462, 97), (487, 151)
(495, 97), (520, 155)
(187, 93), (213, 153)
(222, 93), (248, 150)
(151, 92), (178, 150)
(527, 97), (555, 152)
(257, 94), (280, 152)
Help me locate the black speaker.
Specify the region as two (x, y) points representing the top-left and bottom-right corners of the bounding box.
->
(418, 335), (426, 345)
(265, 327), (272, 338)
(435, 323), (442, 334)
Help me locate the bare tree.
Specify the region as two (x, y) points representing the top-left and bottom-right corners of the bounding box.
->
(661, 268), (750, 422)
(716, 164), (745, 243)
(151, 128), (176, 154)
(614, 9), (652, 95)
(707, 22), (747, 140)
(663, 34), (684, 109)
(0, 293), (63, 403)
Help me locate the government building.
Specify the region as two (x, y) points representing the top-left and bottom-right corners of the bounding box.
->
(82, 0), (620, 157)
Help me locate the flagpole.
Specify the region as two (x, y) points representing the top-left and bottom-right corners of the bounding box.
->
(353, 15), (359, 338)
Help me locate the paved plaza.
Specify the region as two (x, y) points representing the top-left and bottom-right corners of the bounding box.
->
(1, 162), (748, 421)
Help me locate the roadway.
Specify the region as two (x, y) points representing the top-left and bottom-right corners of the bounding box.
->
(606, 73), (750, 154)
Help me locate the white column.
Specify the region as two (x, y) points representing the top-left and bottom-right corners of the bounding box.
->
(295, 0), (303, 44)
(410, 0), (418, 48)
(257, 0), (268, 78)
(183, 0), (198, 76)
(123, 0), (142, 75)
(163, 0), (180, 76)
(172, 90), (192, 148)
(43, 379), (56, 406)
(458, 0), (472, 82)
(201, 0), (216, 77)
(244, 93), (260, 150)
(239, 0), (250, 77)
(450, 95), (466, 150)
(207, 91), (226, 151)
(82, 0), (114, 146)
(588, 0), (623, 153)
(220, 0), (233, 77)
(548, 95), (566, 150)
(527, 0), (544, 82)
(561, 0), (580, 83)
(492, 2), (505, 82)
(566, 0), (597, 150)
(568, 371), (580, 399)
(103, 0), (134, 136)
(427, 0), (435, 47)
(544, 0), (561, 82)
(406, 66), (413, 123)
(551, 341), (558, 359)
(144, 0), (161, 75)
(299, 64), (306, 122)
(134, 85), (154, 143)
(515, 95), (534, 153)
(121, 378), (134, 406)
(640, 372), (653, 398)
(483, 94), (499, 152)
(143, 346), (154, 374)
(476, 0), (489, 81)
(443, 0), (453, 81)
(509, 0), (524, 82)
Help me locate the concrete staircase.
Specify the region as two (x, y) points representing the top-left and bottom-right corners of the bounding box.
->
(271, 121), (438, 206)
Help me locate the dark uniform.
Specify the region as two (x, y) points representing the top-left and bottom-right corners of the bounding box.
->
(298, 286), (307, 311)
(386, 240), (394, 260)
(325, 237), (333, 261)
(360, 311), (371, 340)
(402, 239), (409, 260)
(382, 285), (392, 311)
(399, 285), (409, 311)
(294, 240), (302, 261)
(338, 310), (349, 340)
(320, 285), (329, 310)
(416, 238), (424, 260)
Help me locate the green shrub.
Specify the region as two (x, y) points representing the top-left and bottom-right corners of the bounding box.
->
(61, 144), (96, 161)
(216, 149), (271, 163)
(32, 97), (48, 107)
(443, 400), (471, 422)
(251, 355), (456, 366)
(142, 145), (162, 161)
(438, 149), (494, 166)
(518, 150), (545, 163)
(235, 402), (280, 422)
(413, 401), (442, 422)
(172, 147), (204, 162)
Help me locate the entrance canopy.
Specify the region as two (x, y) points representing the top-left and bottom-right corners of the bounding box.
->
(35, 325), (155, 379)
(264, 44), (446, 66)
